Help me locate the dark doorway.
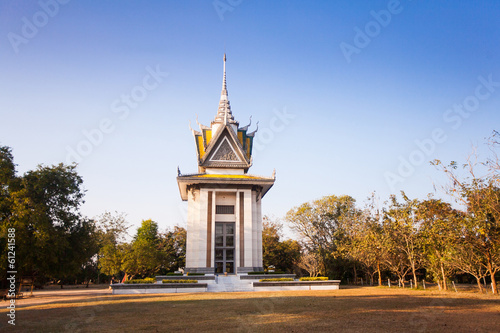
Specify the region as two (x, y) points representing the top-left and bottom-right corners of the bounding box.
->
(215, 222), (235, 274)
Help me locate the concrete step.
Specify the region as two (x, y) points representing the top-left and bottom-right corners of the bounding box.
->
(207, 275), (255, 292)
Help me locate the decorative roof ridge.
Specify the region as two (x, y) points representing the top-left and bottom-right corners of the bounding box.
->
(200, 125), (249, 166)
(177, 172), (205, 177)
(177, 172), (274, 179)
(247, 121), (259, 136)
(188, 120), (201, 136)
(196, 114), (210, 130)
(239, 116), (252, 131)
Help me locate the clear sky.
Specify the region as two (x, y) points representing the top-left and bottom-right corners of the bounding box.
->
(1, 0), (500, 235)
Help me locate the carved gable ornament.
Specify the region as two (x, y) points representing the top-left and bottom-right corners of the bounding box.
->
(210, 136), (241, 162)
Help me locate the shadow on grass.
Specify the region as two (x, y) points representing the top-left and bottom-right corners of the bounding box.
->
(5, 289), (500, 333)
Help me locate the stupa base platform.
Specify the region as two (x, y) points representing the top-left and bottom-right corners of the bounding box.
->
(110, 275), (341, 294)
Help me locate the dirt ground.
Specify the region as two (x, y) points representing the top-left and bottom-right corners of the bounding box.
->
(1, 285), (499, 332)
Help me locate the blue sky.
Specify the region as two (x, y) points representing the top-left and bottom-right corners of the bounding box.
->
(1, 0), (500, 235)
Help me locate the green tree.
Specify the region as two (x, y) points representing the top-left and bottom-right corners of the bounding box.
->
(0, 145), (96, 283)
(0, 146), (17, 283)
(417, 198), (460, 290)
(286, 195), (360, 277)
(450, 231), (489, 292)
(96, 212), (129, 278)
(160, 225), (187, 273)
(342, 208), (387, 286)
(262, 216), (301, 273)
(383, 193), (423, 286)
(122, 219), (166, 279)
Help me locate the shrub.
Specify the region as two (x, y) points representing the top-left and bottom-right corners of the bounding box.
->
(166, 273), (183, 276)
(162, 279), (198, 284)
(299, 277), (328, 281)
(186, 273), (205, 276)
(259, 278), (294, 282)
(124, 278), (155, 284)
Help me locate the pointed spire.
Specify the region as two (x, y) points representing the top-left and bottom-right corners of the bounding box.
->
(222, 53), (228, 98)
(213, 53), (238, 126)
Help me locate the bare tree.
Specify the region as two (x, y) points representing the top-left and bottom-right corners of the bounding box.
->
(297, 252), (321, 277)
(432, 131), (500, 294)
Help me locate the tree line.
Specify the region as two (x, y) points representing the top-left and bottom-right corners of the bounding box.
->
(285, 131), (500, 294)
(0, 144), (295, 286)
(0, 145), (186, 286)
(1, 130), (498, 293)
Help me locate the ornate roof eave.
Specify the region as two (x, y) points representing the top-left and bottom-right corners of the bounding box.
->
(199, 124), (250, 166)
(239, 116), (252, 131)
(177, 173), (275, 201)
(189, 120), (202, 136)
(196, 114), (210, 131)
(246, 121), (259, 137)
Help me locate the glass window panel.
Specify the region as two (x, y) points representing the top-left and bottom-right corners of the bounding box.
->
(215, 249), (223, 260)
(215, 223), (223, 235)
(215, 236), (223, 247)
(216, 262), (223, 274)
(226, 224), (234, 235)
(216, 205), (234, 214)
(226, 249), (234, 260)
(226, 236), (234, 247)
(226, 262), (234, 273)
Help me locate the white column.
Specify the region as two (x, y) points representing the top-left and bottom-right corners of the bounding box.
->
(251, 190), (258, 268)
(196, 188), (209, 268)
(256, 190), (263, 268)
(243, 190), (253, 267)
(185, 188), (199, 268)
(234, 190), (240, 271)
(210, 190), (216, 268)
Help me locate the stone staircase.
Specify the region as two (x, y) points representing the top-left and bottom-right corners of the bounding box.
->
(207, 275), (254, 292)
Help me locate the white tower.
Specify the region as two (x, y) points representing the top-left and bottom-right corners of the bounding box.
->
(177, 55), (275, 274)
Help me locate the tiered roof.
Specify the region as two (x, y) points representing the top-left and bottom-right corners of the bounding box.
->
(189, 54), (257, 173)
(177, 55), (275, 201)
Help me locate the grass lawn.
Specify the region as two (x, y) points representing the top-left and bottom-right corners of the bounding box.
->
(2, 286), (500, 332)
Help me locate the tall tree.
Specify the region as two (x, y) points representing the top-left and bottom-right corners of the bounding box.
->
(286, 195), (360, 277)
(342, 209), (387, 286)
(96, 212), (130, 278)
(432, 132), (500, 294)
(262, 216), (301, 273)
(122, 219), (166, 279)
(0, 145), (95, 283)
(160, 225), (187, 273)
(450, 232), (489, 292)
(417, 198), (460, 290)
(383, 193), (423, 286)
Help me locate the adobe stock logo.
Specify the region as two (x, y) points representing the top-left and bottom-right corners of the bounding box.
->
(252, 107), (296, 152)
(340, 0), (411, 64)
(384, 74), (500, 191)
(65, 65), (168, 165)
(7, 0), (71, 54)
(212, 0), (243, 21)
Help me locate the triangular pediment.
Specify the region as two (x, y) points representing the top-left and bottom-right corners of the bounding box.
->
(210, 137), (241, 162)
(200, 126), (250, 169)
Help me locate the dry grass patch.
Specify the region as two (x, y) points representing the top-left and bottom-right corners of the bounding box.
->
(2, 286), (500, 332)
